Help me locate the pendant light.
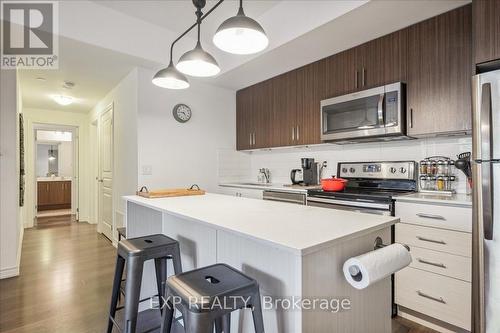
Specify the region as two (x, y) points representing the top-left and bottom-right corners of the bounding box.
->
(213, 0), (268, 55)
(48, 146), (56, 161)
(176, 1), (220, 77)
(152, 60), (190, 89)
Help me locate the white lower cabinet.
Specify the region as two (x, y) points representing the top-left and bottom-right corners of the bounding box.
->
(396, 267), (471, 331)
(217, 186), (263, 199)
(395, 199), (472, 332)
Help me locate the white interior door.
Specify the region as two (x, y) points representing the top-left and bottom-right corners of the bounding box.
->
(98, 106), (113, 241)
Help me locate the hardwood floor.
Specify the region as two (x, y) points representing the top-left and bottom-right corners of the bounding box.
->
(0, 221), (115, 333)
(0, 220), (437, 333)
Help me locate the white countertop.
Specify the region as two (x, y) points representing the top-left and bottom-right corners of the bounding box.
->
(124, 193), (398, 255)
(219, 182), (321, 193)
(393, 192), (472, 207)
(37, 177), (72, 182)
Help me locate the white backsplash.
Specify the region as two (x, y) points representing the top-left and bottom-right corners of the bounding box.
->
(218, 136), (472, 194)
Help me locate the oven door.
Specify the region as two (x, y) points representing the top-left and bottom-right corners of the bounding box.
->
(321, 82), (404, 141)
(307, 197), (392, 216)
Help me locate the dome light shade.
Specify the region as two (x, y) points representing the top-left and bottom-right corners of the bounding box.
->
(176, 42), (220, 77)
(51, 95), (74, 106)
(152, 61), (190, 89)
(213, 7), (268, 55)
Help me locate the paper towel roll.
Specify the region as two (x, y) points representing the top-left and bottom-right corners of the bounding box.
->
(343, 243), (412, 290)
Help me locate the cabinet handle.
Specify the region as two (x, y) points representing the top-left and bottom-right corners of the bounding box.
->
(362, 67), (366, 87)
(355, 70), (358, 89)
(410, 108), (414, 128)
(416, 236), (446, 245)
(253, 132), (256, 146)
(417, 258), (446, 268)
(296, 126), (299, 141)
(249, 133), (252, 146)
(292, 127), (295, 141)
(416, 213), (446, 220)
(417, 290), (446, 304)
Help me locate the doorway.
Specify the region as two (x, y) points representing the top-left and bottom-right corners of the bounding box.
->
(33, 125), (79, 227)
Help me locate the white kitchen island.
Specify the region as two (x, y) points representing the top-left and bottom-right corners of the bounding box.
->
(124, 193), (399, 333)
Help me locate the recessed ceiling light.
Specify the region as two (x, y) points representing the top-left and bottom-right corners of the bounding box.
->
(51, 95), (74, 106)
(36, 77), (46, 81)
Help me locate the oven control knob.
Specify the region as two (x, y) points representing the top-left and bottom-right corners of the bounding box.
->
(342, 167), (348, 174)
(349, 167), (356, 173)
(400, 167), (407, 174)
(389, 167), (397, 174)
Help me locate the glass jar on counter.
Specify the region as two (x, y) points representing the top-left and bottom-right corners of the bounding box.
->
(429, 161), (438, 175)
(437, 160), (447, 175)
(419, 160), (429, 175)
(436, 176), (445, 191)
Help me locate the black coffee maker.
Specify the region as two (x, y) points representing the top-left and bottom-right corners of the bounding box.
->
(301, 158), (319, 186)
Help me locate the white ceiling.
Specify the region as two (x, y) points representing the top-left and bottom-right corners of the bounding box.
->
(19, 37), (159, 113)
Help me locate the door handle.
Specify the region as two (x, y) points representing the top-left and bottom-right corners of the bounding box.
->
(417, 290), (446, 304)
(377, 94), (385, 126)
(417, 258), (446, 268)
(479, 83), (494, 240)
(416, 236), (446, 245)
(416, 213), (446, 220)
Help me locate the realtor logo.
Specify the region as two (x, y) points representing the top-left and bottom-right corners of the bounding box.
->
(1, 1), (58, 69)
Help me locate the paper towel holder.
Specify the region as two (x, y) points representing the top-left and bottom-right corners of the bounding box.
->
(374, 237), (410, 251)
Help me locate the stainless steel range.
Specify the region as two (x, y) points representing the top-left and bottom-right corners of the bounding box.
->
(307, 161), (417, 216)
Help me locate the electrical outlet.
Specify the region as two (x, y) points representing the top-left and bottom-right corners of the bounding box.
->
(141, 165), (152, 175)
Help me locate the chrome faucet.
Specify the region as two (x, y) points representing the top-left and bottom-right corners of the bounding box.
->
(258, 168), (271, 184)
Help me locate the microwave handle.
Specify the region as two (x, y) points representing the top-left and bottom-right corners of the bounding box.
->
(377, 93), (385, 126)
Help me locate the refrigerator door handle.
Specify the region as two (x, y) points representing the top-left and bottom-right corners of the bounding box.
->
(480, 83), (493, 162)
(482, 162), (494, 240)
(479, 83), (494, 240)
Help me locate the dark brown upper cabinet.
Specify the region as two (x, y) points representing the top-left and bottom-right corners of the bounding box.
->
(325, 48), (357, 98)
(252, 80), (273, 149)
(473, 0), (500, 66)
(324, 30), (407, 99)
(271, 71), (297, 147)
(407, 4), (472, 137)
(236, 88), (253, 150)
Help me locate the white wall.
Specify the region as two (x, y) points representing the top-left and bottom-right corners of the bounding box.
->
(90, 68), (139, 241)
(136, 67), (236, 193)
(23, 108), (91, 227)
(219, 136), (473, 194)
(0, 69), (21, 279)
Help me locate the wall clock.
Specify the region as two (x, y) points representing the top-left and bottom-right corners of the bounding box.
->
(172, 103), (192, 123)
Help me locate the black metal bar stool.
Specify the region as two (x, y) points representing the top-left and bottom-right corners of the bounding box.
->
(107, 234), (182, 333)
(161, 263), (264, 333)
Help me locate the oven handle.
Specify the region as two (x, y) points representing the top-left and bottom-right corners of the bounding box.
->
(306, 196), (391, 210)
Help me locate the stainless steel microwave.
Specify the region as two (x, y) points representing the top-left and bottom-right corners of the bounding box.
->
(320, 82), (407, 143)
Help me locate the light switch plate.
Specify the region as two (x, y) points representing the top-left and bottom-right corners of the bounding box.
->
(141, 165), (152, 175)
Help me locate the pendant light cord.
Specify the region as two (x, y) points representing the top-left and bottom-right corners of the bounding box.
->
(168, 0), (225, 63)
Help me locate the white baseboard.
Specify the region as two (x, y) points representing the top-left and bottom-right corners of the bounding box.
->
(0, 266), (19, 279)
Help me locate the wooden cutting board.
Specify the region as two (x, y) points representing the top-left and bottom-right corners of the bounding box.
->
(136, 186), (205, 198)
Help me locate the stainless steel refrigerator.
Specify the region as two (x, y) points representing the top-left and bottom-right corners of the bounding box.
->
(472, 69), (500, 333)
